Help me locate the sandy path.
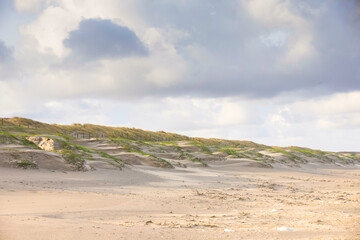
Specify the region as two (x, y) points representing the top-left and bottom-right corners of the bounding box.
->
(0, 165), (359, 239)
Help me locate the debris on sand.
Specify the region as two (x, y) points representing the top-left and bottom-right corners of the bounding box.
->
(277, 226), (295, 231)
(224, 229), (235, 232)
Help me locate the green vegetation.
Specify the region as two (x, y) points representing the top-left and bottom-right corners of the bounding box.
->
(191, 138), (267, 149)
(288, 147), (334, 163)
(220, 148), (249, 158)
(218, 147), (274, 162)
(149, 154), (173, 168)
(245, 150), (274, 162)
(55, 134), (73, 141)
(289, 147), (317, 157)
(0, 131), (18, 144)
(176, 162), (187, 168)
(189, 156), (208, 167)
(57, 139), (125, 169)
(0, 117), (264, 147)
(19, 138), (42, 149)
(16, 159), (38, 169)
(95, 150), (124, 167)
(0, 131), (41, 149)
(268, 148), (303, 163)
(136, 140), (153, 147)
(222, 148), (240, 156)
(343, 153), (360, 162)
(179, 151), (208, 167)
(60, 149), (85, 171)
(110, 138), (144, 154)
(156, 141), (179, 146)
(191, 142), (212, 154)
(57, 139), (90, 153)
(110, 138), (173, 168)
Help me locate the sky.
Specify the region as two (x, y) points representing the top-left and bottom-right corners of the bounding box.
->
(0, 0), (359, 151)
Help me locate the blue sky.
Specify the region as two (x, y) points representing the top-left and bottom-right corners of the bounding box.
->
(0, 0), (359, 151)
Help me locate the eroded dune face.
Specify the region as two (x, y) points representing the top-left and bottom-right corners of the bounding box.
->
(0, 151), (73, 171)
(27, 137), (62, 151)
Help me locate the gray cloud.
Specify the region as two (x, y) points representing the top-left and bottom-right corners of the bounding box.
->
(0, 40), (13, 62)
(134, 0), (360, 98)
(0, 0), (10, 15)
(63, 19), (148, 61)
(307, 1), (360, 91)
(4, 1), (360, 101)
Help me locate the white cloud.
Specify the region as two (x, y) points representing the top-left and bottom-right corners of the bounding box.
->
(258, 91), (360, 150)
(260, 30), (291, 47)
(15, 1), (188, 94)
(0, 81), (27, 116)
(18, 0), (147, 58)
(288, 91), (360, 130)
(13, 0), (44, 13)
(20, 6), (79, 57)
(127, 97), (254, 132)
(241, 0), (316, 66)
(292, 91), (360, 116)
(43, 99), (111, 125)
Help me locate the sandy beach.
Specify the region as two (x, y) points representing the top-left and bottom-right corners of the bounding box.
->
(1, 163), (359, 240)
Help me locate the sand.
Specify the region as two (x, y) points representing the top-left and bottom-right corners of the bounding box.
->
(0, 162), (360, 240)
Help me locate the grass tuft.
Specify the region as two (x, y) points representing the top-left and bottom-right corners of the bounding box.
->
(16, 159), (38, 169)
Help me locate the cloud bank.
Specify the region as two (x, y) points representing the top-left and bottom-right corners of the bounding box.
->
(0, 0), (359, 151)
